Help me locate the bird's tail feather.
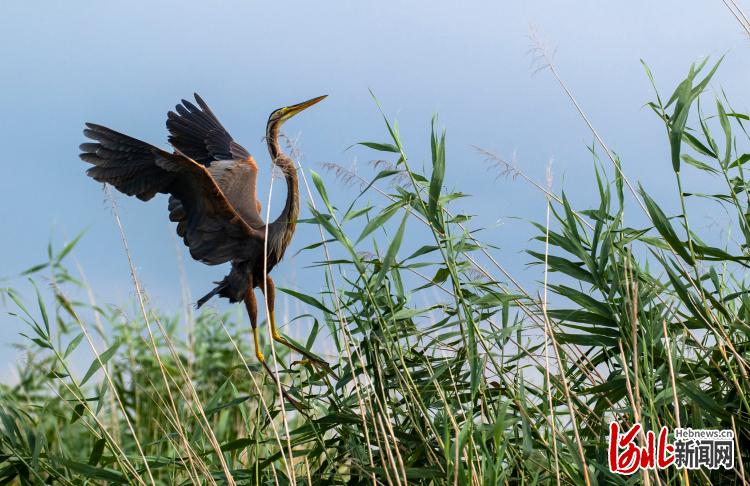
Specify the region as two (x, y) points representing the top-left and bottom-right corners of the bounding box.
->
(195, 281), (228, 309)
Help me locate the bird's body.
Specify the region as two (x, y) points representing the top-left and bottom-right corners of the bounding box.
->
(79, 94), (328, 386)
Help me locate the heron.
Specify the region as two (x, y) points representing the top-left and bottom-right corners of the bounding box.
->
(79, 94), (330, 392)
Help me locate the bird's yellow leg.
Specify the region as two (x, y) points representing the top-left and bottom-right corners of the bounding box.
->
(244, 287), (264, 362)
(264, 277), (298, 346)
(270, 310), (283, 341)
(253, 326), (264, 362)
(263, 276), (284, 341)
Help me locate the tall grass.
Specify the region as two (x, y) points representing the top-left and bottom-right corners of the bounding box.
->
(1, 59), (749, 485)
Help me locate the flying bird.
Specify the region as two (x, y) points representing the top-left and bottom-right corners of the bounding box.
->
(79, 94), (329, 386)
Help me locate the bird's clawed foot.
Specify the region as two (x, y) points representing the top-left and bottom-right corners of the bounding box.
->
(267, 309), (338, 379)
(274, 334), (338, 379)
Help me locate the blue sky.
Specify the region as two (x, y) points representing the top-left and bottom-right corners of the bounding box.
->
(1, 1), (749, 372)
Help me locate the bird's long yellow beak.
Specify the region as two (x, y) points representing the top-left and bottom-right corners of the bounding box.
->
(281, 95), (327, 120)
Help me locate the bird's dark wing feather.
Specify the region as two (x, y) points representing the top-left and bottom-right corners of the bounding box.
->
(80, 123), (263, 265)
(166, 94), (264, 229)
(166, 94), (250, 166)
(80, 124), (173, 202)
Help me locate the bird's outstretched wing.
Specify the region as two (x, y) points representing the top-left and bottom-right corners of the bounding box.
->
(166, 94), (265, 228)
(80, 123), (263, 265)
(166, 94), (250, 166)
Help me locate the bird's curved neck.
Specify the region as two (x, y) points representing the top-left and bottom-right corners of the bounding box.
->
(266, 125), (299, 240)
(267, 124), (284, 162)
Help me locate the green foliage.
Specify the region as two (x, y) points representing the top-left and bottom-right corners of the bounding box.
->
(1, 61), (749, 485)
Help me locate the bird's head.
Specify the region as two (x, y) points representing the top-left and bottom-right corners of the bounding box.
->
(266, 95), (327, 140)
